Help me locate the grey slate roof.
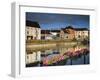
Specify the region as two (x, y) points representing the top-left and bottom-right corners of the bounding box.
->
(26, 20), (40, 28)
(62, 26), (89, 31)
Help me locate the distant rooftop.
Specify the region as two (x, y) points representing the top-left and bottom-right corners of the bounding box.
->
(65, 26), (74, 29)
(26, 20), (40, 28)
(41, 30), (50, 34)
(41, 30), (60, 34)
(62, 26), (89, 31)
(75, 28), (88, 31)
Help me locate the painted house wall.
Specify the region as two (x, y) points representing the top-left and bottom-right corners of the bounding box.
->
(60, 28), (75, 39)
(75, 30), (89, 40)
(41, 31), (59, 40)
(65, 29), (75, 39)
(41, 33), (53, 40)
(60, 30), (65, 39)
(60, 27), (89, 40)
(26, 26), (41, 40)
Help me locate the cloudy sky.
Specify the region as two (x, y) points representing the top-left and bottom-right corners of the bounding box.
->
(26, 12), (89, 30)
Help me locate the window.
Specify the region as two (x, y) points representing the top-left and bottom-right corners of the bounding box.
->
(66, 36), (68, 38)
(27, 31), (29, 34)
(78, 35), (81, 38)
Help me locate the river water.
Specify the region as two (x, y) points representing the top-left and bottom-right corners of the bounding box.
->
(26, 44), (89, 67)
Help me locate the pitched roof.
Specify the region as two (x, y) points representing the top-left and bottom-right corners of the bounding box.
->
(63, 30), (69, 33)
(50, 30), (60, 32)
(62, 26), (88, 31)
(65, 26), (74, 29)
(74, 28), (89, 31)
(41, 30), (50, 34)
(41, 30), (60, 34)
(26, 20), (40, 28)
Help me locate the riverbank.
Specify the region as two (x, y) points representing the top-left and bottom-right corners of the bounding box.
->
(26, 39), (89, 52)
(26, 39), (78, 45)
(26, 42), (78, 52)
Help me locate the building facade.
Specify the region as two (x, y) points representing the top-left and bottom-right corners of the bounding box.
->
(60, 26), (89, 40)
(60, 26), (75, 40)
(75, 28), (89, 40)
(41, 30), (52, 40)
(41, 30), (60, 40)
(26, 20), (41, 40)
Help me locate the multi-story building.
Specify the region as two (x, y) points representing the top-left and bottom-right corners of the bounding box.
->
(41, 30), (60, 40)
(41, 30), (52, 40)
(26, 20), (41, 40)
(75, 28), (89, 40)
(60, 26), (89, 40)
(60, 26), (75, 40)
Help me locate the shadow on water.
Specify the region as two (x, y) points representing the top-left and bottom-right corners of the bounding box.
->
(66, 53), (89, 65)
(26, 53), (89, 67)
(26, 44), (90, 67)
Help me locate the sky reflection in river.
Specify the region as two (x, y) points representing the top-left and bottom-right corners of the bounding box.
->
(26, 44), (89, 67)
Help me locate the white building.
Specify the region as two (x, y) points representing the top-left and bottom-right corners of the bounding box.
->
(75, 28), (89, 40)
(41, 30), (60, 40)
(26, 20), (41, 40)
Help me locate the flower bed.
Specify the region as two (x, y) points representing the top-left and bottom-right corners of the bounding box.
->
(42, 48), (89, 66)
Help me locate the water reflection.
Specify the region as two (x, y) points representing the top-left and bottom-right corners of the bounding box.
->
(26, 45), (89, 67)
